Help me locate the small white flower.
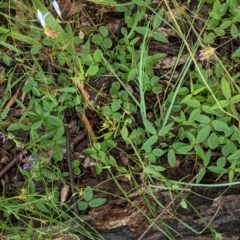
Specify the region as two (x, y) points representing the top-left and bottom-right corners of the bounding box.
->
(37, 9), (49, 28)
(52, 0), (62, 19)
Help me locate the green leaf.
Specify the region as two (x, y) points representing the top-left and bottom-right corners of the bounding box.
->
(152, 148), (164, 157)
(194, 145), (205, 160)
(232, 47), (240, 59)
(135, 26), (151, 35)
(116, 165), (128, 173)
(152, 32), (168, 43)
(130, 37), (140, 45)
(58, 87), (77, 93)
(232, 10), (240, 23)
(208, 166), (226, 174)
(188, 108), (201, 123)
(36, 203), (49, 213)
(144, 165), (165, 177)
(196, 168), (206, 184)
(84, 187), (93, 202)
(46, 115), (63, 126)
(158, 122), (174, 136)
(209, 11), (221, 20)
(56, 136), (65, 145)
(111, 99), (122, 112)
(231, 24), (239, 38)
(0, 27), (41, 46)
(85, 64), (99, 77)
(148, 153), (157, 163)
(110, 82), (121, 96)
(72, 160), (80, 167)
(78, 201), (88, 211)
(143, 118), (157, 135)
(212, 120), (231, 134)
(175, 144), (193, 154)
(196, 125), (211, 144)
(53, 126), (65, 141)
(103, 38), (113, 49)
(227, 149), (240, 162)
(220, 20), (231, 29)
(214, 27), (225, 36)
(217, 157), (226, 168)
(42, 140), (55, 148)
(31, 120), (43, 130)
(203, 150), (211, 167)
(230, 94), (240, 104)
(41, 169), (59, 180)
(141, 135), (158, 153)
(192, 86), (206, 95)
(211, 100), (229, 110)
(196, 114), (211, 124)
(202, 105), (216, 115)
(0, 41), (23, 54)
(73, 167), (81, 176)
(89, 198), (106, 208)
(52, 146), (64, 161)
(152, 9), (164, 28)
(93, 49), (103, 62)
(222, 139), (237, 156)
(145, 53), (166, 66)
(204, 32), (216, 44)
(99, 26), (108, 38)
(167, 149), (176, 167)
(7, 123), (30, 131)
(186, 132), (195, 145)
(95, 163), (103, 175)
(85, 0), (117, 5)
(218, 2), (228, 15)
(120, 126), (129, 141)
(206, 18), (219, 29)
(180, 198), (188, 209)
(134, 0), (144, 6)
(231, 126), (240, 142)
(211, 0), (221, 14)
(127, 68), (138, 81)
(228, 170), (234, 183)
(181, 98), (201, 108)
(221, 77), (231, 99)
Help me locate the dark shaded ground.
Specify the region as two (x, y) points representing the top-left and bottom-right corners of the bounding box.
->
(95, 185), (240, 240)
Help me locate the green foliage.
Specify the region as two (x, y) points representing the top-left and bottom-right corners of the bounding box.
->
(205, 0), (240, 46)
(1, 0), (240, 238)
(77, 186), (106, 211)
(72, 160), (81, 176)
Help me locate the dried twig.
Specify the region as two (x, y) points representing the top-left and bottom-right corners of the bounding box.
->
(64, 113), (79, 215)
(0, 157), (19, 179)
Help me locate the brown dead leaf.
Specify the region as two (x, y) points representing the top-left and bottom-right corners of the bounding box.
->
(199, 47), (215, 61)
(44, 27), (59, 39)
(60, 184), (70, 206)
(119, 151), (129, 165)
